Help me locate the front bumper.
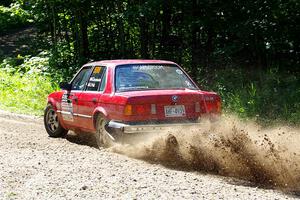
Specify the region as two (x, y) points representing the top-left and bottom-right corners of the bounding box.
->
(108, 121), (201, 134)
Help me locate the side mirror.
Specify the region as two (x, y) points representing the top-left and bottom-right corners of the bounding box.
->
(59, 82), (72, 91)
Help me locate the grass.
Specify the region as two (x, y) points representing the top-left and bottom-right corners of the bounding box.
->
(203, 67), (300, 125)
(0, 70), (58, 115)
(0, 2), (31, 35)
(0, 54), (59, 116)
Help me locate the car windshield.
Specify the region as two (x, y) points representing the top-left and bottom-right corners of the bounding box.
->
(115, 64), (197, 92)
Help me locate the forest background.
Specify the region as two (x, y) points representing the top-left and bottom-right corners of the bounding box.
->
(0, 0), (299, 125)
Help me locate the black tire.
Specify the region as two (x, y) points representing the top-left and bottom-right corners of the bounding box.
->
(95, 115), (115, 148)
(44, 104), (68, 137)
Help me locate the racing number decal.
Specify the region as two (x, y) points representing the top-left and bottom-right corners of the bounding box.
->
(61, 93), (74, 121)
(93, 66), (102, 74)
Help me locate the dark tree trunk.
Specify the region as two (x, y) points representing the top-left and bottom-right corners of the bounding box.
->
(160, 0), (171, 58)
(50, 4), (57, 48)
(63, 11), (70, 50)
(74, 0), (90, 62)
(118, 21), (125, 58)
(190, 0), (200, 80)
(117, 1), (126, 58)
(151, 18), (157, 58)
(191, 26), (199, 80)
(70, 9), (80, 64)
(205, 26), (214, 68)
(140, 15), (149, 58)
(79, 10), (89, 59)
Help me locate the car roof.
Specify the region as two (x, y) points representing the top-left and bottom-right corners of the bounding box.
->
(83, 59), (176, 67)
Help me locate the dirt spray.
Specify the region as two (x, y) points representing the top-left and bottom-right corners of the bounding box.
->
(111, 115), (300, 192)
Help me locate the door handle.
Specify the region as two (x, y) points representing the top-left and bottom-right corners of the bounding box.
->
(72, 96), (78, 102)
(92, 98), (97, 103)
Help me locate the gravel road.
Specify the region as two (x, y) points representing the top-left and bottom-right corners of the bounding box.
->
(0, 110), (298, 200)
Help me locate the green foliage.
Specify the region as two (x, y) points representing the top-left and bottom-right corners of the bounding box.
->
(0, 53), (59, 115)
(208, 68), (300, 125)
(48, 42), (79, 81)
(1, 52), (48, 72)
(25, 0), (299, 78)
(0, 52), (299, 123)
(1, 0), (299, 124)
(0, 2), (31, 34)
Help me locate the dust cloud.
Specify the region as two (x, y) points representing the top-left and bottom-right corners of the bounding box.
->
(111, 115), (300, 192)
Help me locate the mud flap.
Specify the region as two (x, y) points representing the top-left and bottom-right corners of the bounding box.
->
(105, 123), (123, 142)
(165, 134), (178, 149)
(165, 134), (179, 154)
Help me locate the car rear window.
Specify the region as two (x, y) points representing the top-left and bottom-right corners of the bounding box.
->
(115, 64), (197, 92)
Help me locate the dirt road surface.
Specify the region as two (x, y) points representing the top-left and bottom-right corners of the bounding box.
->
(0, 110), (298, 199)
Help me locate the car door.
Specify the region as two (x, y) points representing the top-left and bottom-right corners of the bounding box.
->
(76, 66), (107, 131)
(60, 66), (93, 128)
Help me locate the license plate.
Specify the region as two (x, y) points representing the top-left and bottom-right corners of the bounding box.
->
(164, 105), (186, 117)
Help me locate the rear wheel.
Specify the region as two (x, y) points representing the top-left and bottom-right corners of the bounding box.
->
(44, 104), (68, 137)
(95, 115), (115, 148)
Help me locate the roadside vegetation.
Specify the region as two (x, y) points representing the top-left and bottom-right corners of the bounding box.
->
(0, 1), (31, 34)
(0, 0), (299, 125)
(0, 53), (60, 115)
(1, 54), (299, 125)
(206, 68), (300, 125)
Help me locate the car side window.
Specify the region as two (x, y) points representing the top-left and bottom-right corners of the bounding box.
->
(86, 66), (106, 91)
(71, 67), (92, 91)
(99, 68), (107, 92)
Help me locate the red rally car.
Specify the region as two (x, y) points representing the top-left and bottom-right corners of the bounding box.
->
(44, 60), (221, 147)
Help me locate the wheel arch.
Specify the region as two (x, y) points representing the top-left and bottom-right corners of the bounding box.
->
(92, 107), (108, 129)
(47, 97), (58, 110)
(44, 101), (68, 137)
(46, 98), (69, 131)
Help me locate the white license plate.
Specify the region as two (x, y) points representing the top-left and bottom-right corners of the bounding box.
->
(164, 105), (186, 117)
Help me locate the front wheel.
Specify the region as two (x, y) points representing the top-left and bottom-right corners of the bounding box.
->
(95, 115), (115, 148)
(44, 104), (68, 137)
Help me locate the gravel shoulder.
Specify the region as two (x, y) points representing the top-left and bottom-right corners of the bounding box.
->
(0, 111), (298, 200)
